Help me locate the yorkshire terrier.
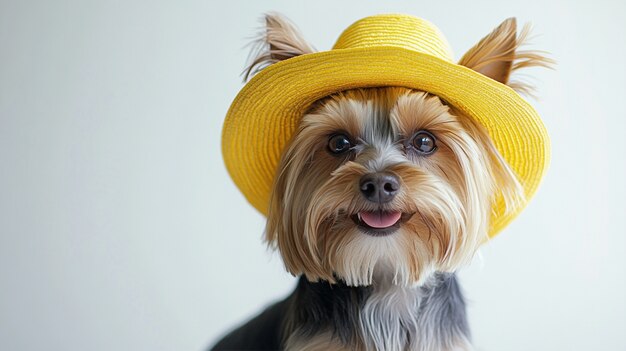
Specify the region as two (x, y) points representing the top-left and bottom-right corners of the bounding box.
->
(213, 13), (550, 351)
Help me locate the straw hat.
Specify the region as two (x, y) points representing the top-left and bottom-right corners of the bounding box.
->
(222, 14), (550, 237)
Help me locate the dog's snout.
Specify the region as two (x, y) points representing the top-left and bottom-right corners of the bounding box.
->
(359, 172), (400, 203)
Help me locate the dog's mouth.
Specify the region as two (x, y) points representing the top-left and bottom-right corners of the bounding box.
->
(350, 210), (414, 237)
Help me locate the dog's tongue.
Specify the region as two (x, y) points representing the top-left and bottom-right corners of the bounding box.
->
(359, 211), (402, 229)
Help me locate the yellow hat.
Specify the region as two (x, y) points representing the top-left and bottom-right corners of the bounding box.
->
(222, 14), (550, 237)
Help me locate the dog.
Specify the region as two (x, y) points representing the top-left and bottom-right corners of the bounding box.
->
(213, 13), (551, 351)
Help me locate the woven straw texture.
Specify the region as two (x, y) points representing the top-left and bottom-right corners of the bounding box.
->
(222, 14), (550, 237)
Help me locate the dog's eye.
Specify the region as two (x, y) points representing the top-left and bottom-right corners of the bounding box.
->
(328, 134), (352, 154)
(410, 131), (437, 155)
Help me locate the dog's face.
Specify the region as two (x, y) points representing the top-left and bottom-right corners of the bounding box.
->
(247, 14), (550, 286)
(266, 88), (521, 285)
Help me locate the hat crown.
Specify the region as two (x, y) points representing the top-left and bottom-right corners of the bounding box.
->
(333, 14), (454, 62)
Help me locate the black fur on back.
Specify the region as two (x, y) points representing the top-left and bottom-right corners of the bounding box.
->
(210, 273), (467, 350)
(282, 276), (372, 345)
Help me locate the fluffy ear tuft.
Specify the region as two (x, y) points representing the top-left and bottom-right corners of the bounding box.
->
(243, 13), (315, 82)
(459, 18), (554, 95)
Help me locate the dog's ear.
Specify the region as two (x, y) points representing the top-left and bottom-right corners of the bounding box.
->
(459, 18), (553, 94)
(243, 13), (315, 82)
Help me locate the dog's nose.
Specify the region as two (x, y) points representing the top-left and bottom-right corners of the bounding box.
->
(359, 172), (400, 203)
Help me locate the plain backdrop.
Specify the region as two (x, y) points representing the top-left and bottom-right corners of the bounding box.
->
(1, 0), (625, 350)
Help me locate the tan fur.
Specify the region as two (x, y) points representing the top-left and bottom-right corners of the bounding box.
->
(458, 17), (554, 95)
(285, 331), (352, 351)
(243, 13), (315, 81)
(265, 88), (523, 286)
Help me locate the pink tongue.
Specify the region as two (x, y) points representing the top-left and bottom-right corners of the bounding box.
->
(359, 211), (402, 229)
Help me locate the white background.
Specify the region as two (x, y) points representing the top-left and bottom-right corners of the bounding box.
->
(1, 0), (625, 350)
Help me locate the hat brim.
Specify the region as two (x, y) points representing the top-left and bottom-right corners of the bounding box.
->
(222, 46), (550, 237)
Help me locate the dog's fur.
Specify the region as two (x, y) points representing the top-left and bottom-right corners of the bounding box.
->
(213, 14), (551, 351)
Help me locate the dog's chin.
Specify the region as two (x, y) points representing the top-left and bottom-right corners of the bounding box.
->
(331, 212), (430, 287)
(332, 229), (433, 287)
(350, 210), (415, 237)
